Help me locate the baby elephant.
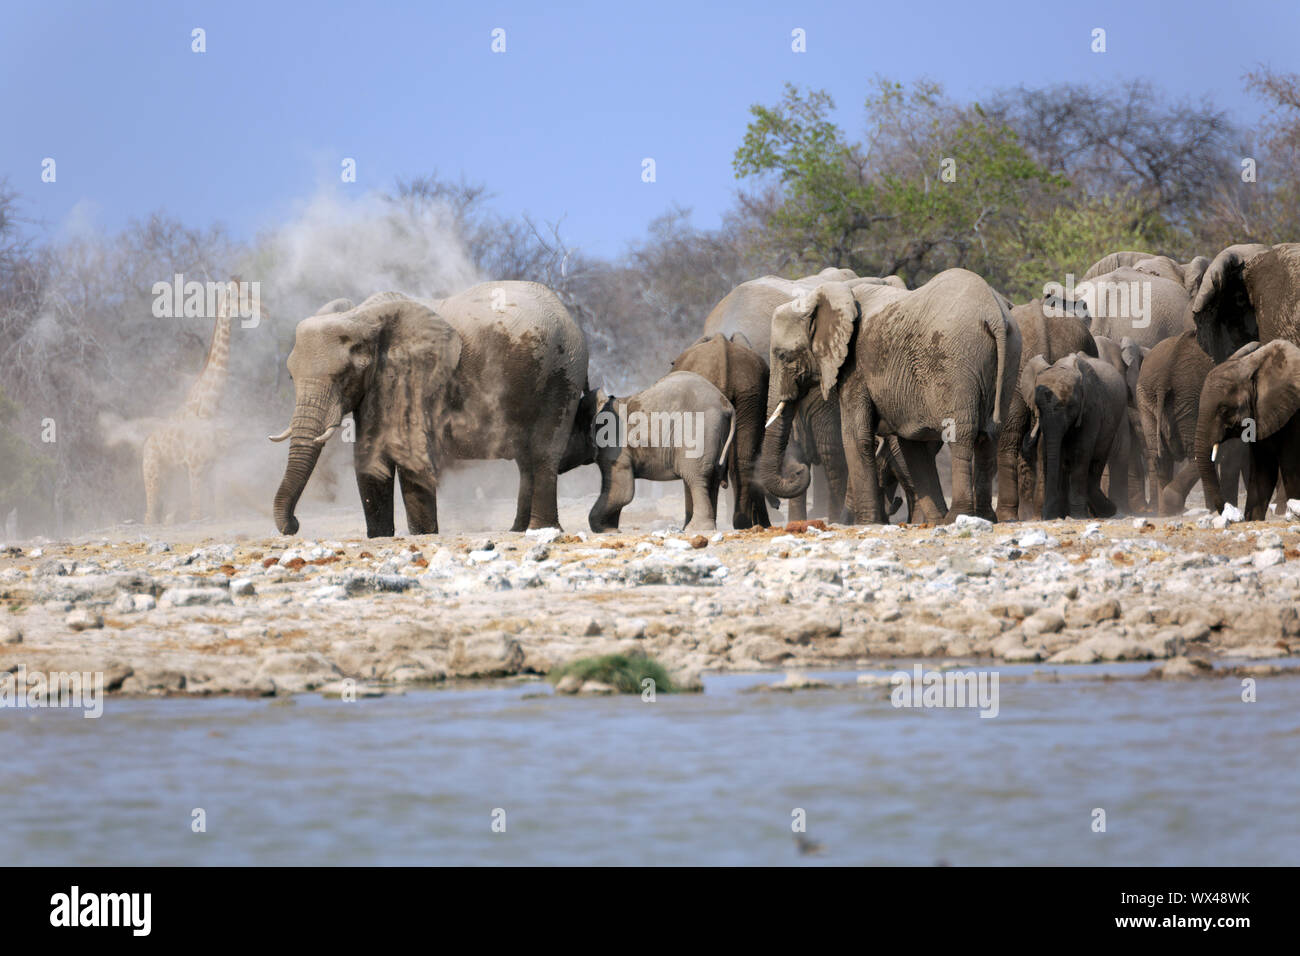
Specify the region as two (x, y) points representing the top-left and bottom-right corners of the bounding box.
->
(1020, 352), (1130, 519)
(589, 371), (735, 533)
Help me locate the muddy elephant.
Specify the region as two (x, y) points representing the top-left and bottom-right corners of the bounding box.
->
(1071, 266), (1195, 350)
(1020, 352), (1129, 519)
(760, 269), (1019, 525)
(996, 296), (1099, 521)
(588, 371), (735, 533)
(1094, 335), (1150, 512)
(271, 283), (593, 537)
(670, 333), (769, 528)
(1136, 330), (1246, 515)
(702, 268), (904, 521)
(1082, 251), (1210, 294)
(1191, 243), (1300, 363)
(1195, 340), (1300, 520)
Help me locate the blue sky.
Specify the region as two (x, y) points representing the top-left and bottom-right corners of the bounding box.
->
(3, 0), (1296, 258)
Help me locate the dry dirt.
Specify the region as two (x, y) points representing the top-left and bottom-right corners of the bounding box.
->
(3, 485), (1299, 698)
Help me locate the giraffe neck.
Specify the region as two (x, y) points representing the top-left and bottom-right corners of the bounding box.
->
(182, 285), (234, 419)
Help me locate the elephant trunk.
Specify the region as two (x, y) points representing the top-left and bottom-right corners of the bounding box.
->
(757, 398), (810, 500)
(1040, 419), (1067, 520)
(273, 381), (342, 535)
(1194, 393), (1226, 514)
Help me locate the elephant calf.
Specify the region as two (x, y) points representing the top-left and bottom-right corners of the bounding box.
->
(589, 371), (735, 533)
(1021, 352), (1130, 519)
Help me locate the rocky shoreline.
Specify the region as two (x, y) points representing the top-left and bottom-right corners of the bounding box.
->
(2, 509), (1299, 699)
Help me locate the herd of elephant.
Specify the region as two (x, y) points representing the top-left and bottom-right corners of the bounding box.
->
(268, 242), (1300, 538)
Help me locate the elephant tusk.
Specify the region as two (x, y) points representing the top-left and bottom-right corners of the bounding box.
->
(313, 424), (339, 445)
(764, 401), (786, 429)
(1211, 443), (1219, 463)
(268, 427), (292, 443)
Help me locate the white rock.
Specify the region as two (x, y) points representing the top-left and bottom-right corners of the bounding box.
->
(1254, 548), (1286, 569)
(954, 514), (993, 532)
(1211, 503), (1244, 529)
(525, 527), (562, 544)
(65, 608), (103, 631)
(1017, 529), (1049, 548)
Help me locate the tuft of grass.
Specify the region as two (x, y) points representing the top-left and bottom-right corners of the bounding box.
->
(548, 654), (676, 694)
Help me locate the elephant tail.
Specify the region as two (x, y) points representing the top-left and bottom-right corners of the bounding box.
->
(986, 307), (1009, 428)
(717, 411), (736, 489)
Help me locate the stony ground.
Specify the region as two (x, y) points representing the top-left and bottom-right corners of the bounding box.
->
(3, 497), (1300, 698)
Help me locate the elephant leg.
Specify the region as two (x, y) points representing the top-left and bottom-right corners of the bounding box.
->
(806, 395), (848, 523)
(399, 469), (438, 535)
(838, 397), (882, 524)
(683, 478), (694, 529)
(1086, 457), (1117, 518)
(527, 461), (562, 530)
(1161, 461), (1199, 515)
(1245, 444), (1278, 521)
(590, 457), (634, 533)
(894, 438), (945, 523)
(511, 457), (535, 533)
(1106, 430), (1130, 517)
(733, 416), (768, 529)
(357, 471), (396, 538)
(995, 404), (1026, 522)
(788, 493), (807, 522)
(684, 476), (716, 533)
(809, 466), (830, 520)
(973, 434), (997, 522)
(945, 436), (977, 523)
(1017, 454), (1037, 521)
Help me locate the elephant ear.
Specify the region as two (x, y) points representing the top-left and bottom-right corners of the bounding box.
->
(352, 298), (462, 483)
(1119, 336), (1142, 399)
(1252, 342), (1300, 439)
(807, 282), (859, 401)
(1192, 244), (1270, 315)
(1182, 256), (1211, 295)
(1018, 354), (1050, 408)
(1082, 251), (1155, 281)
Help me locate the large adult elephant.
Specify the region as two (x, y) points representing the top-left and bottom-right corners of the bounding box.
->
(1082, 251), (1210, 294)
(759, 270), (1019, 524)
(271, 283), (592, 537)
(701, 268), (903, 521)
(1136, 330), (1246, 515)
(669, 332), (770, 528)
(995, 297), (1098, 521)
(1073, 267), (1194, 349)
(1195, 339), (1300, 519)
(1191, 243), (1300, 363)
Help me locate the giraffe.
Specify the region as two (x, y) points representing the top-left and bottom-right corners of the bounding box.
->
(141, 279), (241, 524)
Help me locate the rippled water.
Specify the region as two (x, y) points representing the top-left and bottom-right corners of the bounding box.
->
(3, 663), (1298, 865)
